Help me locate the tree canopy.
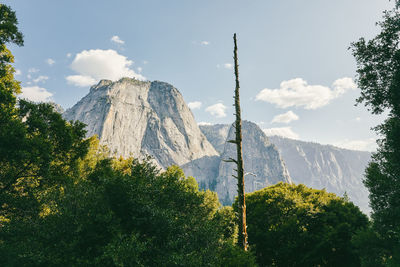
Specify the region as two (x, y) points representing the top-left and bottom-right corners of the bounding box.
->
(240, 183), (368, 267)
(351, 2), (400, 264)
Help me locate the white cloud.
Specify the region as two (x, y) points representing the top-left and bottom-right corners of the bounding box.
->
(66, 75), (97, 87)
(137, 67), (143, 73)
(333, 138), (376, 151)
(33, 75), (49, 83)
(111, 35), (125, 45)
(332, 77), (357, 97)
(206, 103), (227, 118)
(66, 53), (72, 58)
(15, 69), (21, 75)
(143, 60), (148, 64)
(263, 127), (299, 139)
(66, 49), (145, 87)
(271, 110), (299, 124)
(198, 122), (213, 126)
(28, 68), (39, 73)
(188, 101), (202, 110)
(46, 58), (55, 66)
(224, 63), (233, 69)
(19, 86), (53, 102)
(200, 41), (210, 45)
(255, 77), (357, 110)
(356, 117), (361, 122)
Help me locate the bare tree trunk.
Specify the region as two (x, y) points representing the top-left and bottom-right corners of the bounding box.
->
(232, 33), (248, 251)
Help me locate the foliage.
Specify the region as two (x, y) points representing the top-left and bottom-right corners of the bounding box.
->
(351, 2), (400, 264)
(0, 4), (23, 47)
(0, 4), (23, 113)
(1, 154), (257, 266)
(239, 183), (368, 267)
(0, 100), (89, 223)
(352, 226), (390, 267)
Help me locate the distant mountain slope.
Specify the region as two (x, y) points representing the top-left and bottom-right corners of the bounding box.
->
(268, 136), (371, 213)
(184, 121), (291, 205)
(64, 78), (218, 168)
(198, 124), (230, 154)
(215, 121), (291, 204)
(199, 125), (371, 213)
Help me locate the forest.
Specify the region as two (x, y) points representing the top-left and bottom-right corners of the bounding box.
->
(1, 2), (400, 266)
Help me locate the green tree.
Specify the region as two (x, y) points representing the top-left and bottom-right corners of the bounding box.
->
(0, 4), (23, 117)
(0, 100), (89, 222)
(239, 183), (368, 267)
(1, 153), (257, 266)
(351, 1), (400, 264)
(0, 4), (90, 226)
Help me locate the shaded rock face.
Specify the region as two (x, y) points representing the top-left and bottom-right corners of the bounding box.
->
(213, 121), (291, 205)
(268, 136), (371, 213)
(186, 121), (291, 205)
(198, 124), (230, 154)
(64, 78), (218, 168)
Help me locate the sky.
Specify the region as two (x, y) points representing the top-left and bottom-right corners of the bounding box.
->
(4, 0), (395, 151)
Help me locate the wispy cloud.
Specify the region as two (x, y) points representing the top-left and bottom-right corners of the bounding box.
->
(263, 127), (299, 139)
(188, 101), (202, 110)
(33, 75), (49, 83)
(333, 138), (376, 151)
(200, 41), (210, 46)
(19, 86), (53, 102)
(271, 110), (299, 124)
(46, 58), (55, 66)
(111, 35), (125, 45)
(216, 63), (233, 69)
(28, 68), (39, 73)
(256, 77), (357, 109)
(198, 122), (213, 126)
(206, 103), (227, 118)
(66, 75), (97, 87)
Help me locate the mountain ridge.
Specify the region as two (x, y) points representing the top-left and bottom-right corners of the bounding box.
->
(64, 78), (218, 168)
(63, 77), (370, 213)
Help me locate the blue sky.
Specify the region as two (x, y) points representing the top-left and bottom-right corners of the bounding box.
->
(4, 0), (394, 151)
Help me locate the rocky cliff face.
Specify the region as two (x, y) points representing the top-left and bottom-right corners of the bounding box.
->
(268, 136), (371, 213)
(199, 124), (371, 213)
(184, 121), (291, 205)
(214, 121), (291, 204)
(64, 78), (218, 168)
(198, 124), (230, 154)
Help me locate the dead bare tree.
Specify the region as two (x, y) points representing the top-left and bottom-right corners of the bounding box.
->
(226, 33), (248, 250)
